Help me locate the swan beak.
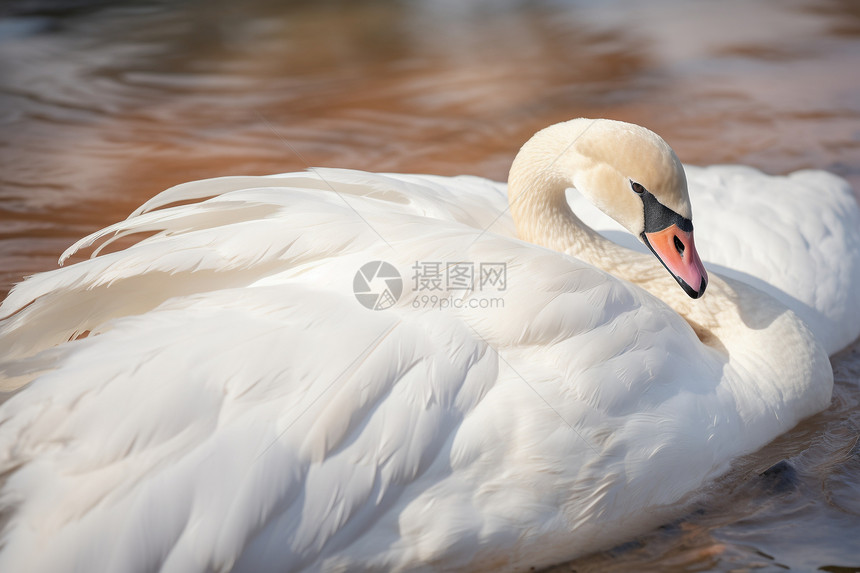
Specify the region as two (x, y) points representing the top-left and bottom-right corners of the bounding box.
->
(643, 225), (709, 299)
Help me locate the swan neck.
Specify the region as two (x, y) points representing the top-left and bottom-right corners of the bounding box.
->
(508, 135), (617, 266)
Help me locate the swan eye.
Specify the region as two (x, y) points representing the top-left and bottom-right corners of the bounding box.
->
(631, 181), (646, 194)
(674, 235), (685, 256)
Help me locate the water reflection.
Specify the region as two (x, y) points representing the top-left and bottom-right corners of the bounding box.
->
(1, 0), (859, 570)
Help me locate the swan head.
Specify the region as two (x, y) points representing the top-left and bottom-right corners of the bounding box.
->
(512, 119), (709, 298)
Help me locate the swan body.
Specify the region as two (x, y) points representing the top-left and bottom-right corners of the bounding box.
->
(0, 119), (857, 572)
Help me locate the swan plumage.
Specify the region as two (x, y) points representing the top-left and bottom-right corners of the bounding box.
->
(0, 119), (857, 572)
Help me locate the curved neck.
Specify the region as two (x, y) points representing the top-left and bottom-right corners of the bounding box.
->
(504, 121), (827, 387)
(507, 148), (722, 350)
(507, 133), (620, 270)
(506, 124), (702, 321)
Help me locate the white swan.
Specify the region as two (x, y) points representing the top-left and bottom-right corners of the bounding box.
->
(0, 119), (858, 572)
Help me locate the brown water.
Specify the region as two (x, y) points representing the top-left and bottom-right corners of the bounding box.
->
(1, 0), (859, 570)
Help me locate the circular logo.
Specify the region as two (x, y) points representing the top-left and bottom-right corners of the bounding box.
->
(353, 261), (403, 310)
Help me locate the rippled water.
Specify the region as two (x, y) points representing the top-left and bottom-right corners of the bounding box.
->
(1, 0), (859, 570)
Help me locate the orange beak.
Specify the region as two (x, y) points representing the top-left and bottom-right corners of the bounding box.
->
(643, 225), (708, 299)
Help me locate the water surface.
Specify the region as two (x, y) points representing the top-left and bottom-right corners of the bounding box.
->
(1, 0), (859, 570)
